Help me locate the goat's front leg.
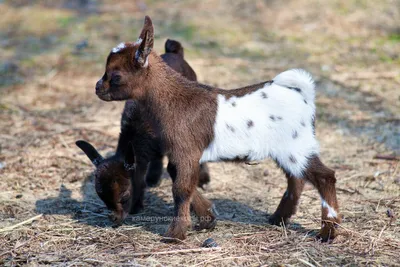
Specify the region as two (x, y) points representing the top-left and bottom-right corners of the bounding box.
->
(269, 174), (305, 226)
(167, 162), (216, 231)
(163, 160), (199, 241)
(145, 157), (164, 187)
(129, 162), (147, 214)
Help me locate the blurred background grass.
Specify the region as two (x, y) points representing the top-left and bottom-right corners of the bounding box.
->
(1, 0), (398, 149)
(1, 0), (399, 88)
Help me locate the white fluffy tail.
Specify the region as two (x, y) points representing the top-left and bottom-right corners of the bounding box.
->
(273, 69), (315, 103)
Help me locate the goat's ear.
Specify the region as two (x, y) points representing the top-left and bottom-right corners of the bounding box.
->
(135, 15), (154, 68)
(124, 142), (136, 172)
(165, 39), (184, 57)
(75, 140), (104, 166)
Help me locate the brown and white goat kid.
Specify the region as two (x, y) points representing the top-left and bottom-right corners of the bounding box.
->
(95, 16), (341, 242)
(77, 39), (210, 226)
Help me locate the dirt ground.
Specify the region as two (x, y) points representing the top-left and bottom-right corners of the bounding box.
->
(1, 0), (399, 266)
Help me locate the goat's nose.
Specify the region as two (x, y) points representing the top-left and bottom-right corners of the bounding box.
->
(95, 80), (102, 91)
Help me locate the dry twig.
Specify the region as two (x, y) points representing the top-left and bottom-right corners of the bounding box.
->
(130, 247), (221, 257)
(0, 214), (43, 233)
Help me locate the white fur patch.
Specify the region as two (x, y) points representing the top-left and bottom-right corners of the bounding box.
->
(143, 56), (149, 68)
(111, 42), (126, 53)
(199, 69), (319, 178)
(321, 198), (338, 218)
(273, 69), (315, 103)
(134, 37), (143, 46)
(134, 50), (149, 67)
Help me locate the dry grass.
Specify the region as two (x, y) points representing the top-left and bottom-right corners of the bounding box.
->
(1, 0), (399, 266)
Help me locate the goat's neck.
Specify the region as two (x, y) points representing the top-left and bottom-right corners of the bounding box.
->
(143, 63), (212, 121)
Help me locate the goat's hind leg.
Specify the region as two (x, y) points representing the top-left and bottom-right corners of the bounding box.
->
(198, 163), (211, 190)
(304, 155), (341, 242)
(269, 173), (305, 226)
(191, 190), (216, 231)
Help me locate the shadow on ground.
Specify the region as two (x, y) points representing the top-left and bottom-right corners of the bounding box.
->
(35, 173), (310, 237)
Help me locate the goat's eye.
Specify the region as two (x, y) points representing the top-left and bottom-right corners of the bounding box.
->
(110, 75), (121, 85)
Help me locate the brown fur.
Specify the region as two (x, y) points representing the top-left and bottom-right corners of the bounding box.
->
(95, 16), (340, 241)
(303, 156), (341, 241)
(268, 155), (341, 241)
(78, 39), (210, 225)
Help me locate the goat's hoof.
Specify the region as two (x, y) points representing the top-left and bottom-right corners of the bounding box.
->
(316, 222), (338, 242)
(162, 222), (188, 242)
(194, 217), (217, 231)
(268, 214), (289, 226)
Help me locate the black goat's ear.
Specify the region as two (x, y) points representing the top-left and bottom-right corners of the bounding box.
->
(164, 39), (184, 57)
(135, 15), (154, 68)
(75, 140), (104, 166)
(124, 142), (136, 172)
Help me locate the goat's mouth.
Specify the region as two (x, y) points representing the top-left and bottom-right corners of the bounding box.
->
(109, 210), (128, 227)
(96, 90), (112, 101)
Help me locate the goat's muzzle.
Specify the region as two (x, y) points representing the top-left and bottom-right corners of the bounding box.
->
(95, 80), (113, 101)
(95, 79), (103, 93)
(109, 209), (128, 227)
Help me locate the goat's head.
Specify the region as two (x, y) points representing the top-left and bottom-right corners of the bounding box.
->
(75, 140), (137, 225)
(95, 16), (155, 101)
